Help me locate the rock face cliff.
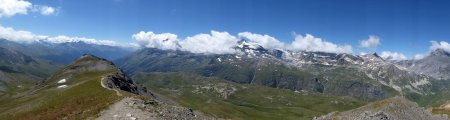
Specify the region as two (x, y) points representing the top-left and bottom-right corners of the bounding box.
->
(314, 96), (448, 120)
(101, 70), (148, 95)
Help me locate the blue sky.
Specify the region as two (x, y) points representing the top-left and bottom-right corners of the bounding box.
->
(1, 0), (450, 58)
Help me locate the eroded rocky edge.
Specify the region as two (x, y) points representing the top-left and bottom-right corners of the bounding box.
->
(313, 96), (448, 120)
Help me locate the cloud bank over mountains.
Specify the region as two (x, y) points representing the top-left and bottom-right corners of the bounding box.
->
(380, 51), (407, 61)
(132, 31), (180, 50)
(0, 25), (129, 47)
(290, 34), (353, 54)
(183, 31), (239, 54)
(378, 41), (450, 61)
(132, 31), (353, 54)
(238, 32), (285, 50)
(431, 41), (450, 52)
(130, 31), (450, 59)
(1, 24), (449, 59)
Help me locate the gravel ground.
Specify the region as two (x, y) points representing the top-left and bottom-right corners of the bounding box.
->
(97, 97), (158, 120)
(97, 97), (214, 120)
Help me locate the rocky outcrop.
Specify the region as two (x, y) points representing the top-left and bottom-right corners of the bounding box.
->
(51, 54), (151, 96)
(313, 96), (448, 120)
(97, 97), (212, 120)
(101, 70), (149, 95)
(54, 54), (119, 79)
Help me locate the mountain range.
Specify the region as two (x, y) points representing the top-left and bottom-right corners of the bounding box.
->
(0, 39), (132, 64)
(1, 38), (450, 119)
(117, 41), (445, 102)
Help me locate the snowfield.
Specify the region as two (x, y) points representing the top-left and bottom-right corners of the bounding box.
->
(57, 79), (67, 84)
(57, 85), (68, 88)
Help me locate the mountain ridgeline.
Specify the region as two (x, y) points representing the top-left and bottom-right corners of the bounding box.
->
(397, 49), (450, 80)
(0, 46), (60, 95)
(1, 37), (450, 119)
(0, 54), (142, 119)
(0, 54), (212, 119)
(0, 39), (132, 64)
(117, 42), (446, 102)
(50, 54), (148, 95)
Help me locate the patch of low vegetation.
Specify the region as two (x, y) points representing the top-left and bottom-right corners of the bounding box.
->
(134, 72), (366, 120)
(0, 70), (124, 120)
(400, 79), (450, 118)
(404, 80), (450, 106)
(0, 59), (61, 97)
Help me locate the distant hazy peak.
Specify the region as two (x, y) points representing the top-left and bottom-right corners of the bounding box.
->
(0, 46), (35, 64)
(430, 48), (450, 57)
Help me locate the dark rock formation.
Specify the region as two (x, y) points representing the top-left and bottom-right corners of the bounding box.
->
(101, 70), (149, 95)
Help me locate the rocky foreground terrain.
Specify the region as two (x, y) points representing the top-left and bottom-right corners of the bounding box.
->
(97, 97), (211, 120)
(71, 55), (213, 120)
(314, 97), (448, 120)
(0, 54), (214, 119)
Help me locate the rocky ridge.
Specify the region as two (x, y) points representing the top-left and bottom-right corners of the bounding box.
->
(397, 49), (450, 80)
(97, 97), (211, 120)
(118, 41), (437, 101)
(313, 96), (448, 120)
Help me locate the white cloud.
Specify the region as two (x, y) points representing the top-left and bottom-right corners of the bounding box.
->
(413, 54), (425, 60)
(0, 0), (32, 18)
(430, 41), (450, 53)
(132, 31), (180, 50)
(132, 31), (354, 54)
(182, 31), (239, 54)
(289, 34), (353, 53)
(0, 25), (46, 42)
(359, 35), (380, 48)
(45, 36), (122, 47)
(0, 25), (129, 47)
(0, 0), (58, 18)
(380, 51), (407, 61)
(132, 31), (240, 54)
(238, 32), (285, 49)
(378, 41), (450, 61)
(32, 5), (57, 16)
(409, 41), (450, 60)
(359, 52), (367, 55)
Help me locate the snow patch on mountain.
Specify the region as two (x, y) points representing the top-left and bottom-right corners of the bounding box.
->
(411, 77), (431, 88)
(57, 85), (68, 88)
(57, 79), (66, 84)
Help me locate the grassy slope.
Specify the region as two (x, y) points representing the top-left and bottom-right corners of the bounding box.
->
(408, 79), (450, 116)
(0, 70), (124, 120)
(0, 60), (61, 96)
(134, 72), (366, 120)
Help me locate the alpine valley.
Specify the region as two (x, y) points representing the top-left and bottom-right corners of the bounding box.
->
(1, 37), (450, 120)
